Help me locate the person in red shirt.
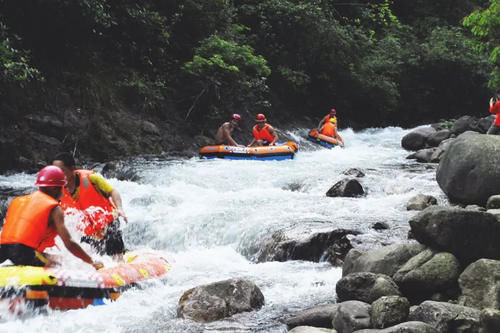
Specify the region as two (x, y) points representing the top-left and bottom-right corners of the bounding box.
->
(487, 89), (500, 135)
(317, 108), (338, 129)
(248, 114), (278, 146)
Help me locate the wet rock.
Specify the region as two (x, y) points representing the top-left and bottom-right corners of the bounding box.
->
(393, 249), (460, 303)
(429, 137), (455, 163)
(486, 208), (500, 220)
(342, 168), (365, 178)
(427, 129), (452, 147)
(450, 115), (480, 135)
(436, 133), (500, 206)
(409, 301), (480, 333)
(459, 259), (500, 310)
(370, 296), (410, 329)
(336, 272), (401, 303)
(401, 127), (436, 151)
(479, 308), (500, 333)
(177, 278), (264, 322)
(343, 243), (426, 277)
(101, 161), (140, 182)
(257, 228), (359, 266)
(326, 178), (364, 198)
(371, 222), (389, 231)
(409, 206), (500, 264)
(332, 301), (371, 333)
(406, 194), (437, 211)
(289, 326), (337, 333)
(465, 205), (486, 211)
(409, 148), (436, 163)
(486, 195), (500, 210)
(353, 321), (438, 333)
(284, 304), (339, 329)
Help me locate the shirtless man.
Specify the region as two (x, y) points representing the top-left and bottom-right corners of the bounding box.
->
(215, 114), (244, 146)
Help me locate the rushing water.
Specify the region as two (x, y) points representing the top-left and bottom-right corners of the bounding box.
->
(0, 126), (446, 332)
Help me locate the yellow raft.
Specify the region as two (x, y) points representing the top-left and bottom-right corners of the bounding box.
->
(0, 250), (170, 311)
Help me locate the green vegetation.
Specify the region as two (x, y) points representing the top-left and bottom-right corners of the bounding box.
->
(0, 0), (496, 130)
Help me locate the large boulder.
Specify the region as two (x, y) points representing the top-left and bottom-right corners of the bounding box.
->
(332, 301), (371, 333)
(477, 115), (495, 133)
(177, 278), (264, 322)
(408, 148), (437, 163)
(430, 137), (455, 163)
(409, 301), (480, 333)
(353, 321), (438, 333)
(342, 243), (426, 277)
(256, 228), (358, 265)
(459, 259), (500, 310)
(436, 133), (500, 206)
(401, 127), (436, 151)
(370, 296), (410, 329)
(336, 272), (401, 303)
(480, 308), (500, 333)
(393, 249), (460, 303)
(409, 206), (500, 264)
(284, 304), (339, 329)
(326, 178), (364, 198)
(486, 195), (500, 209)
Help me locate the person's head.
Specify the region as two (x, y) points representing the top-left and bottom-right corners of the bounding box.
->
(329, 117), (337, 125)
(330, 108), (336, 115)
(255, 113), (266, 128)
(230, 113), (241, 126)
(52, 152), (76, 180)
(36, 165), (66, 199)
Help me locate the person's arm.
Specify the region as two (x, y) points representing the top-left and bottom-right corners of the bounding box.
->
(51, 207), (103, 269)
(248, 138), (256, 147)
(268, 127), (278, 145)
(317, 116), (326, 129)
(336, 132), (344, 147)
(110, 189), (128, 223)
(490, 100), (500, 114)
(223, 126), (239, 146)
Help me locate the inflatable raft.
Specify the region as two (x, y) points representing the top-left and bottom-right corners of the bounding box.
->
(307, 129), (339, 148)
(200, 141), (299, 160)
(0, 250), (169, 311)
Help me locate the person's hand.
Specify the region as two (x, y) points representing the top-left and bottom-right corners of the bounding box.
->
(92, 260), (104, 270)
(116, 208), (128, 223)
(238, 144), (245, 148)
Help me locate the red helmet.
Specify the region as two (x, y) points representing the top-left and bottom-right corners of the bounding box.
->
(330, 108), (336, 114)
(232, 113), (241, 120)
(255, 113), (266, 122)
(35, 166), (67, 187)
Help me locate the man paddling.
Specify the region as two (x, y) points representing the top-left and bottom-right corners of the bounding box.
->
(215, 114), (245, 146)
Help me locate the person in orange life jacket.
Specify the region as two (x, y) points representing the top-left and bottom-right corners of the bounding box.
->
(487, 89), (500, 135)
(320, 117), (344, 147)
(52, 152), (127, 257)
(317, 108), (338, 129)
(215, 113), (245, 147)
(0, 166), (103, 269)
(248, 113), (278, 146)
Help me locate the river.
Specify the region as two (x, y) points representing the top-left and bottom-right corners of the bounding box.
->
(0, 126), (446, 332)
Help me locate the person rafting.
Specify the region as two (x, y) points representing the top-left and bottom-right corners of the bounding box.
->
(215, 113), (244, 146)
(320, 117), (344, 147)
(0, 166), (103, 269)
(487, 89), (500, 135)
(317, 108), (338, 129)
(248, 113), (278, 146)
(52, 152), (127, 258)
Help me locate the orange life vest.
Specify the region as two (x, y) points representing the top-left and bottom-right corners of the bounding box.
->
(252, 124), (275, 143)
(321, 122), (337, 137)
(1, 190), (58, 251)
(60, 169), (115, 237)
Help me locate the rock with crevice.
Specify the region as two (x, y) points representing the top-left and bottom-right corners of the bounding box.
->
(336, 272), (401, 303)
(284, 304), (339, 329)
(332, 301), (371, 333)
(352, 321), (438, 333)
(409, 301), (480, 333)
(370, 296), (410, 329)
(459, 259), (500, 310)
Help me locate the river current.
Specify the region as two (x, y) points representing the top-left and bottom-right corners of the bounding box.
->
(0, 126), (446, 332)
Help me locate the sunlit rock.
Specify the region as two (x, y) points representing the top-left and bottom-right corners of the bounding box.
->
(401, 127), (436, 151)
(288, 326), (337, 333)
(459, 259), (500, 310)
(177, 278), (264, 322)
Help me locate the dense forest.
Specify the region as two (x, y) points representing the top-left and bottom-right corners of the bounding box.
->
(0, 0), (498, 170)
